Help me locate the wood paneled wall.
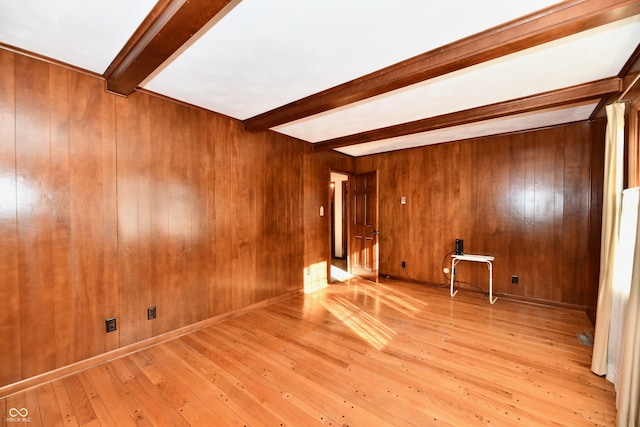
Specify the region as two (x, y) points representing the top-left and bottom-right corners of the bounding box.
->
(0, 49), (306, 387)
(355, 122), (604, 307)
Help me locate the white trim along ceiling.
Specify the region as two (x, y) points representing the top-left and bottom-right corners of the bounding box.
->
(1, 0), (639, 157)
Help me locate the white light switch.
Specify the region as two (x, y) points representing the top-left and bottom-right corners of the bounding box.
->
(401, 196), (407, 205)
(320, 206), (325, 216)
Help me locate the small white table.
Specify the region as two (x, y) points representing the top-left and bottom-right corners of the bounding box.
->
(450, 254), (497, 304)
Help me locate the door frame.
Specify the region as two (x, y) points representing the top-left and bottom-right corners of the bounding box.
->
(329, 170), (351, 279)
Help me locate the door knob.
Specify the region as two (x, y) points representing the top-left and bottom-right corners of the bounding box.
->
(371, 230), (380, 235)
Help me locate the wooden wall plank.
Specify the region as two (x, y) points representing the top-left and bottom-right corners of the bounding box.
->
(116, 93), (152, 346)
(49, 64), (73, 368)
(101, 80), (119, 353)
(148, 95), (171, 336)
(189, 109), (213, 324)
(276, 133), (302, 295)
(458, 140), (480, 287)
(164, 101), (192, 330)
(204, 113), (217, 320)
(132, 93), (152, 336)
(273, 133), (289, 297)
(587, 118), (606, 321)
(213, 115), (240, 313)
(561, 122), (591, 303)
(508, 132), (527, 297)
(255, 131), (274, 302)
(375, 153), (396, 278)
(254, 133), (266, 298)
(281, 133), (300, 293)
(290, 138), (305, 292)
(0, 49), (21, 386)
(408, 148), (429, 277)
(491, 137), (512, 290)
(530, 128), (558, 300)
(14, 54), (56, 379)
(234, 128), (255, 308)
(68, 72), (112, 361)
(523, 131), (537, 298)
(551, 126), (566, 303)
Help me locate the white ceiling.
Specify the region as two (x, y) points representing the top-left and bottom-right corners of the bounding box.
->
(143, 0), (561, 119)
(0, 0), (156, 73)
(1, 1), (639, 157)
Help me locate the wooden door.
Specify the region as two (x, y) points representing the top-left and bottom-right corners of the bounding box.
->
(349, 171), (379, 281)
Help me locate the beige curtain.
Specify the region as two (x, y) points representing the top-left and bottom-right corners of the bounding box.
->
(616, 188), (640, 426)
(592, 102), (626, 375)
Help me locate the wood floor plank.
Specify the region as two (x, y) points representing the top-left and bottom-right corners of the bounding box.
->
(176, 337), (328, 425)
(76, 371), (117, 427)
(24, 388), (43, 427)
(0, 276), (616, 425)
(258, 297), (521, 420)
(35, 383), (64, 427)
(160, 338), (265, 425)
(83, 365), (137, 427)
(62, 375), (98, 425)
(93, 363), (155, 427)
(230, 306), (523, 426)
(130, 345), (249, 425)
(191, 326), (387, 426)
(51, 379), (79, 426)
(108, 357), (190, 426)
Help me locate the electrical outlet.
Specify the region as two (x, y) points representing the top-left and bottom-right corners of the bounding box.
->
(401, 261), (406, 268)
(511, 275), (519, 285)
(105, 317), (117, 333)
(147, 306), (157, 320)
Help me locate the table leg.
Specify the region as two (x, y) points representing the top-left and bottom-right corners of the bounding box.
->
(450, 258), (458, 297)
(488, 261), (497, 304)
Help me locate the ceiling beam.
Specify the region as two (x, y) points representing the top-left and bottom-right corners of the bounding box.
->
(244, 0), (640, 132)
(104, 0), (234, 96)
(311, 77), (622, 152)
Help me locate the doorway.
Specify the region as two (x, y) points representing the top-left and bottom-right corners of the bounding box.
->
(330, 172), (349, 275)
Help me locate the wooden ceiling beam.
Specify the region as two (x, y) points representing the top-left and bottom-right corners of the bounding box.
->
(311, 77), (622, 152)
(244, 0), (640, 132)
(104, 0), (234, 96)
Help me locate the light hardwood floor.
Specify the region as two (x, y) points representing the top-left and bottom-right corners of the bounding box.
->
(1, 277), (616, 426)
